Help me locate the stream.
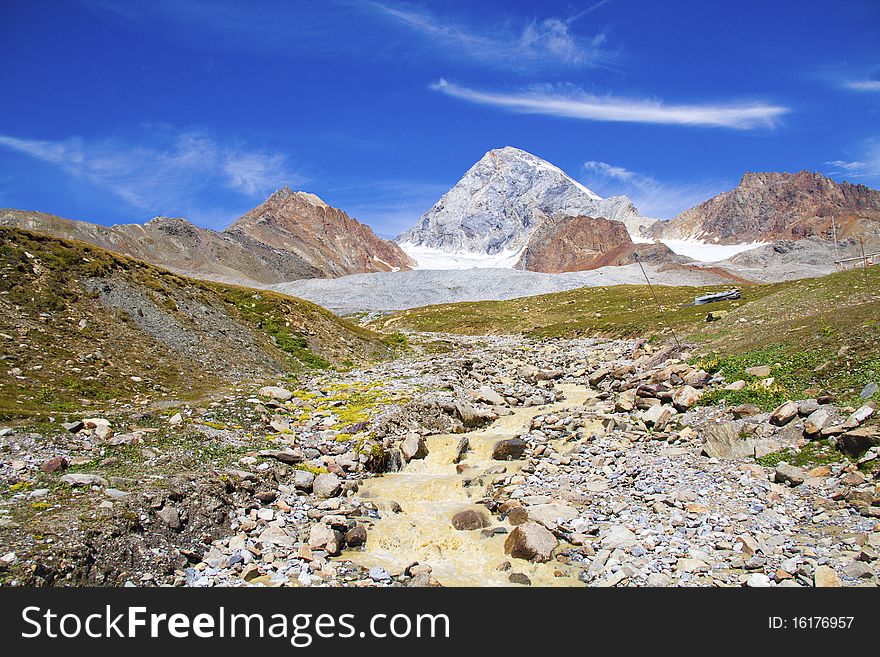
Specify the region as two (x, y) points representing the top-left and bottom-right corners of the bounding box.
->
(344, 384), (598, 586)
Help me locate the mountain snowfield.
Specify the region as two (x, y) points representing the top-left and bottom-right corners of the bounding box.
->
(396, 146), (759, 268)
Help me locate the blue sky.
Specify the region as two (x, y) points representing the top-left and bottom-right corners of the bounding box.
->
(1, 0), (878, 237)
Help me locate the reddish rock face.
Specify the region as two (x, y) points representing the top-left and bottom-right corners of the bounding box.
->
(225, 187), (415, 277)
(0, 188), (414, 284)
(647, 171), (880, 244)
(515, 215), (682, 273)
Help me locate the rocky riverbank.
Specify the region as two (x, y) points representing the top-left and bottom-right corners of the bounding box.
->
(1, 333), (877, 587)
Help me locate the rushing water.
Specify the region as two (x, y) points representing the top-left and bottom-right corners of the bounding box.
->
(344, 384), (598, 586)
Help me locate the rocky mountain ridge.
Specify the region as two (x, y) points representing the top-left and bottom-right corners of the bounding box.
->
(646, 171), (880, 244)
(0, 188), (412, 285)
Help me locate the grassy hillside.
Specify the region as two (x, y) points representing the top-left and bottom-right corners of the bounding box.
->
(377, 265), (880, 406)
(0, 228), (393, 420)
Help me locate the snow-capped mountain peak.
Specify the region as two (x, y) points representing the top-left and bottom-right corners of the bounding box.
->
(397, 146), (649, 260)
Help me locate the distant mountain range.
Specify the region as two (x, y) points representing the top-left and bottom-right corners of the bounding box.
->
(645, 170), (880, 244)
(2, 146), (878, 284)
(0, 188), (413, 285)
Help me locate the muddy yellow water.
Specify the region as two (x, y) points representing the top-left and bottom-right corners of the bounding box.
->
(344, 384), (596, 586)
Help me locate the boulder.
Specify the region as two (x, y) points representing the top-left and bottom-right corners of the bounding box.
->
(312, 473), (342, 498)
(472, 386), (506, 406)
(640, 404), (674, 431)
(701, 423), (755, 459)
(804, 407), (831, 436)
(455, 400), (485, 428)
(156, 505), (182, 530)
(745, 365), (771, 377)
(40, 456), (68, 474)
(503, 522), (558, 563)
(292, 470), (315, 491)
(774, 463), (806, 486)
(524, 503), (579, 529)
(400, 433), (429, 461)
(838, 425), (880, 455)
(258, 386), (293, 401)
(83, 418), (112, 440)
(731, 403), (762, 419)
(308, 523), (343, 556)
(769, 401), (798, 426)
(257, 525), (296, 547)
(452, 437), (469, 463)
(260, 449), (303, 465)
(844, 403), (876, 429)
(797, 399), (820, 416)
(602, 525), (637, 550)
(588, 368), (611, 387)
(60, 473), (107, 487)
(672, 385), (701, 410)
(814, 565), (841, 587)
(615, 389), (636, 412)
(344, 524), (368, 547)
(451, 509), (490, 530)
(492, 438), (527, 461)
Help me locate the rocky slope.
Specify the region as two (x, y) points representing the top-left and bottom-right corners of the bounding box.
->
(515, 215), (684, 273)
(397, 147), (653, 257)
(647, 171), (880, 244)
(1, 332), (876, 587)
(0, 227), (393, 419)
(225, 187), (414, 277)
(0, 189), (412, 285)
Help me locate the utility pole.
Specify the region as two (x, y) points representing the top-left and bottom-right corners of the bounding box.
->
(860, 237), (868, 281)
(634, 254), (681, 349)
(831, 214), (840, 270)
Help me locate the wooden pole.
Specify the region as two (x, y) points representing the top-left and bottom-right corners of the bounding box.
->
(634, 254), (682, 349)
(831, 215), (840, 270)
(860, 237), (868, 281)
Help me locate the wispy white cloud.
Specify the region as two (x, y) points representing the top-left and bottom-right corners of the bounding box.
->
(842, 79), (880, 92)
(581, 160), (725, 218)
(0, 128), (298, 224)
(825, 139), (880, 184)
(433, 80), (790, 130)
(367, 2), (615, 70)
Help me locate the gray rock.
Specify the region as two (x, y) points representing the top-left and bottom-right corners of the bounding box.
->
(293, 469), (315, 491)
(60, 473), (108, 487)
(602, 525), (637, 550)
(258, 386), (293, 401)
(313, 473), (342, 498)
(774, 463), (806, 486)
(472, 386), (506, 406)
(844, 403), (876, 429)
(860, 382), (879, 399)
(804, 407), (831, 436)
(701, 423), (755, 459)
(156, 505), (182, 530)
(400, 433), (429, 461)
(769, 401), (799, 426)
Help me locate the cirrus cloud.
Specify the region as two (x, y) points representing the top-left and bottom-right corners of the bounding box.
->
(432, 79), (790, 130)
(0, 127), (300, 225)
